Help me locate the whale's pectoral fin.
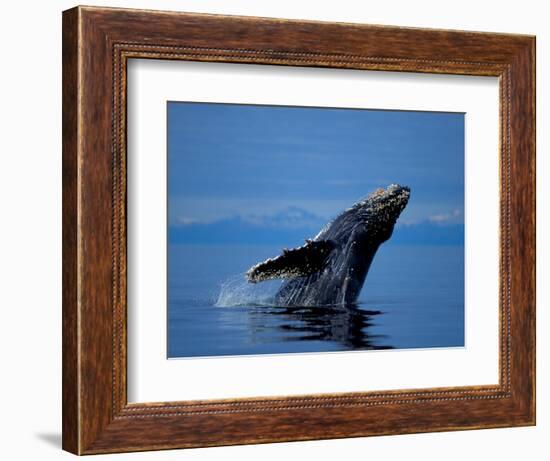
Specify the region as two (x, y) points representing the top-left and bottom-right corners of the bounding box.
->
(246, 240), (336, 283)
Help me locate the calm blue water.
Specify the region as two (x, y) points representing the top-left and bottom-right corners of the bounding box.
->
(167, 244), (464, 358)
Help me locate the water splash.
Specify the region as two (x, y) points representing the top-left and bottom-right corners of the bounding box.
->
(215, 273), (282, 307)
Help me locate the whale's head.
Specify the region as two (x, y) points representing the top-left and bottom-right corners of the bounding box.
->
(352, 184), (410, 243)
(365, 183), (410, 218)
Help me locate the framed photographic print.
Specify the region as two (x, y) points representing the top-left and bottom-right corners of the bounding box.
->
(62, 5), (535, 455)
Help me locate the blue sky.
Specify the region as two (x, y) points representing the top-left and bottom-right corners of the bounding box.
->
(167, 102), (464, 244)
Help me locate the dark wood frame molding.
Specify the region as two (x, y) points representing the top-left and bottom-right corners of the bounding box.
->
(62, 5), (535, 455)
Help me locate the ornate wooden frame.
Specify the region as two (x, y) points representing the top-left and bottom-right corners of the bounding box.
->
(62, 5), (535, 455)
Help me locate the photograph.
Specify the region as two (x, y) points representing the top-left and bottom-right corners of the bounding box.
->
(167, 101), (465, 358)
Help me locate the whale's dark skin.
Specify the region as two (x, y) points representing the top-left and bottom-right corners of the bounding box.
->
(246, 184), (410, 307)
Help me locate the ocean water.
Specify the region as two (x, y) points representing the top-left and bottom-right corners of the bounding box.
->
(167, 244), (464, 358)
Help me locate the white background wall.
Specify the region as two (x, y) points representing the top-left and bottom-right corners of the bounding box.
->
(0, 1), (546, 459)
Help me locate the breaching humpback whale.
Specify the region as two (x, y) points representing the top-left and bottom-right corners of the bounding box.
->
(246, 184), (410, 307)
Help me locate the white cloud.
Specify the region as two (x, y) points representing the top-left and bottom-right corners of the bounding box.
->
(428, 209), (462, 224)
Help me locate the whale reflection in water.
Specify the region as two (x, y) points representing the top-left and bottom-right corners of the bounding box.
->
(246, 304), (392, 350)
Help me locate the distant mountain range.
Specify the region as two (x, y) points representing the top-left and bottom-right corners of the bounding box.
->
(169, 207), (463, 246)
